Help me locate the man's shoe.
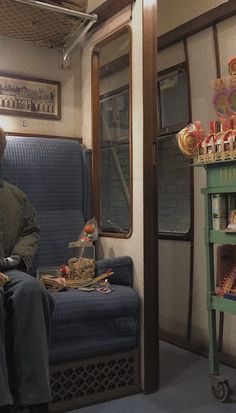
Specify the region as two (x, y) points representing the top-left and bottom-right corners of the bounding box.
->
(14, 406), (27, 412)
(28, 404), (48, 413)
(0, 406), (14, 413)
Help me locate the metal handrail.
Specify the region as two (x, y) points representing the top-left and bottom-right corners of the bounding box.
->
(62, 19), (95, 61)
(13, 0), (97, 21)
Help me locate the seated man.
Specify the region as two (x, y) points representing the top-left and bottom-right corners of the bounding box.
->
(0, 128), (54, 413)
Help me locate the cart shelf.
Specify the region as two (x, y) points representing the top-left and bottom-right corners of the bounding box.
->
(202, 187), (236, 194)
(211, 294), (236, 315)
(209, 230), (236, 244)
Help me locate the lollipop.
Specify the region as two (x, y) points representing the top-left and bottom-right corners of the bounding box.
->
(176, 122), (206, 158)
(228, 57), (236, 75)
(212, 78), (231, 130)
(227, 75), (236, 124)
(177, 130), (198, 157)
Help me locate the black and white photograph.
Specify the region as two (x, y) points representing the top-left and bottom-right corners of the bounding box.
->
(0, 72), (61, 119)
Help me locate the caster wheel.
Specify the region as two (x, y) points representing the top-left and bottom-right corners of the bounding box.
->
(211, 380), (231, 402)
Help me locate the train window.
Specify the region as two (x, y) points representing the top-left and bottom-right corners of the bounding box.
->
(158, 134), (191, 236)
(92, 27), (132, 237)
(99, 86), (131, 234)
(157, 63), (192, 238)
(158, 63), (190, 135)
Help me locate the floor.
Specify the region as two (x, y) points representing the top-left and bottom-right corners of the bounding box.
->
(69, 341), (236, 413)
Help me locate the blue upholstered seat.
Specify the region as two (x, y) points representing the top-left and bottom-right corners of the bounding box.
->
(0, 136), (139, 365)
(0, 137), (89, 272)
(50, 284), (139, 363)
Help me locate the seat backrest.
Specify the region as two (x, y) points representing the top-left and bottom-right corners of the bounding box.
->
(0, 136), (92, 273)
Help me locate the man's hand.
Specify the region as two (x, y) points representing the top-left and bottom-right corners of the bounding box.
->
(0, 255), (21, 270)
(0, 272), (10, 287)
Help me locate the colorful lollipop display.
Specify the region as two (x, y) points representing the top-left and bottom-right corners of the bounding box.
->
(177, 57), (236, 163)
(176, 121), (206, 158)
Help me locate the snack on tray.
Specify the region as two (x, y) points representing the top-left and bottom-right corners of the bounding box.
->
(222, 127), (235, 160)
(214, 130), (224, 161)
(205, 133), (216, 162)
(41, 275), (66, 292)
(68, 257), (95, 281)
(42, 269), (114, 290)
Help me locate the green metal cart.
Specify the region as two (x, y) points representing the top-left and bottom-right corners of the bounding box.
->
(200, 160), (236, 402)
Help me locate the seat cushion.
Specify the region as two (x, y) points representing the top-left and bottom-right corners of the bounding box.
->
(49, 285), (139, 364)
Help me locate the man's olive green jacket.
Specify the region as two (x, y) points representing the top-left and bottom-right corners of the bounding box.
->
(0, 179), (40, 270)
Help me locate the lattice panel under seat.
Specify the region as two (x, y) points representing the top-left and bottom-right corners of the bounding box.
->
(0, 0), (83, 48)
(49, 349), (140, 412)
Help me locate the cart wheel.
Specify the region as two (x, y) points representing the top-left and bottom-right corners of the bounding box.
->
(211, 380), (231, 402)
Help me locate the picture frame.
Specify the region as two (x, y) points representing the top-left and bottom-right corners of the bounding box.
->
(0, 72), (61, 120)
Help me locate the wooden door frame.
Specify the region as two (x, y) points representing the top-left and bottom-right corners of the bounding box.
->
(91, 0), (159, 393)
(143, 0), (159, 394)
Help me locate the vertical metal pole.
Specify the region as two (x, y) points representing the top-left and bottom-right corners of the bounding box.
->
(204, 188), (219, 375)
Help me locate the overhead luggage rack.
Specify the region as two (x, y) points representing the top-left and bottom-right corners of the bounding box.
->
(0, 0), (97, 60)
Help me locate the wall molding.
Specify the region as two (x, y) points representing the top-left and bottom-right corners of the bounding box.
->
(6, 132), (82, 142)
(158, 0), (236, 51)
(91, 0), (135, 31)
(100, 54), (129, 78)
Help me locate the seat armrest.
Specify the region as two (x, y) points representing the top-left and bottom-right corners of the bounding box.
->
(95, 256), (133, 286)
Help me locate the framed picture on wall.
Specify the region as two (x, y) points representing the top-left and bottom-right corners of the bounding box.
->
(0, 72), (61, 120)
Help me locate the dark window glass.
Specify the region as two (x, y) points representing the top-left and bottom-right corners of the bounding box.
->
(158, 135), (191, 234)
(158, 65), (190, 135)
(100, 88), (129, 145)
(100, 141), (131, 233)
(157, 64), (191, 236)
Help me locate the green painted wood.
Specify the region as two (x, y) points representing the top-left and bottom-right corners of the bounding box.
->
(212, 295), (236, 315)
(210, 230), (236, 244)
(205, 161), (236, 188)
(202, 186), (236, 194)
(201, 160), (236, 377)
(204, 192), (219, 375)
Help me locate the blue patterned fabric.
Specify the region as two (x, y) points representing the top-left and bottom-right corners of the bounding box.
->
(49, 285), (139, 363)
(0, 136), (139, 364)
(82, 149), (92, 221)
(1, 137), (84, 211)
(50, 319), (138, 364)
(36, 210), (84, 269)
(0, 136), (87, 271)
(51, 284), (138, 325)
(95, 256), (133, 286)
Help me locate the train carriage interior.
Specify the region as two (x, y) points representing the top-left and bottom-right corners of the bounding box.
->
(0, 0), (236, 412)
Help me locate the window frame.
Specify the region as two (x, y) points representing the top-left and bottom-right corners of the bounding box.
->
(157, 62), (193, 241)
(91, 26), (133, 239)
(157, 62), (191, 136)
